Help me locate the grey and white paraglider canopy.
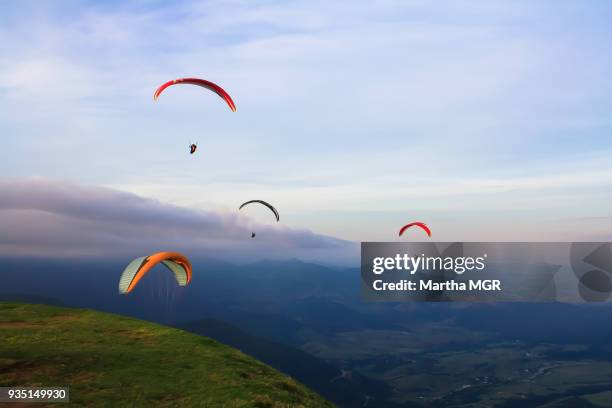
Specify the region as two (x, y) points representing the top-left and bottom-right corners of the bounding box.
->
(238, 200), (279, 222)
(239, 200), (279, 238)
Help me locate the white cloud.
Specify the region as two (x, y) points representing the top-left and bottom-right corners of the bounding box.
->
(0, 178), (356, 263)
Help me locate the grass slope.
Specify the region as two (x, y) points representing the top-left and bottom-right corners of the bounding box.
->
(0, 302), (333, 408)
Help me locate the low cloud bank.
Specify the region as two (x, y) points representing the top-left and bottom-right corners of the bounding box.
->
(0, 178), (358, 264)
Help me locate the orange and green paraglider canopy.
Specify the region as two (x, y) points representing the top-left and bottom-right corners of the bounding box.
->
(153, 78), (236, 112)
(118, 252), (192, 294)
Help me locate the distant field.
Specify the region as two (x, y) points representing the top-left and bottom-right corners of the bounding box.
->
(0, 302), (333, 408)
(301, 323), (612, 407)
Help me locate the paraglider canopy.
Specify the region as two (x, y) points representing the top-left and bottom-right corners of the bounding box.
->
(239, 200), (279, 239)
(399, 222), (431, 238)
(118, 252), (192, 294)
(239, 200), (280, 222)
(153, 78), (236, 112)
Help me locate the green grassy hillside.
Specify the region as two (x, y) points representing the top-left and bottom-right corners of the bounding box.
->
(0, 302), (333, 407)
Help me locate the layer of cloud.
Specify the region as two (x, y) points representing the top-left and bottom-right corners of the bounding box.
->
(0, 178), (357, 263)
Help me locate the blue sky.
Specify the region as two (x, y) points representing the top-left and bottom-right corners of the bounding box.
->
(1, 0), (612, 254)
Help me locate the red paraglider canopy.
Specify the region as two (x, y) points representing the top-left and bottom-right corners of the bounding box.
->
(399, 222), (431, 237)
(153, 77), (236, 112)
